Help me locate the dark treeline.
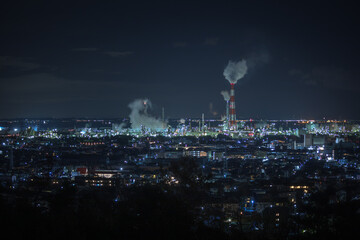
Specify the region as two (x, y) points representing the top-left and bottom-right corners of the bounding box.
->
(0, 184), (230, 240)
(1, 157), (360, 239)
(2, 184), (360, 240)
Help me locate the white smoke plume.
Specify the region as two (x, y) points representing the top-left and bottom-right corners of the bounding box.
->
(220, 90), (230, 101)
(209, 102), (218, 116)
(128, 99), (166, 130)
(112, 123), (126, 131)
(223, 59), (248, 84)
(246, 51), (270, 69)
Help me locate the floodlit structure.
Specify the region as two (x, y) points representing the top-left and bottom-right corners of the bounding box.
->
(229, 83), (236, 130)
(220, 90), (230, 130)
(223, 60), (247, 131)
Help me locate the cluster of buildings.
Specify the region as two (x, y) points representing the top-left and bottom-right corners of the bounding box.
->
(1, 118), (360, 237)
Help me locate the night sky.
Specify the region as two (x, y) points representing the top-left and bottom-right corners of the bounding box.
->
(1, 0), (360, 119)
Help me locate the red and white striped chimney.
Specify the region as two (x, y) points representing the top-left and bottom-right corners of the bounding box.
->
(229, 83), (237, 130)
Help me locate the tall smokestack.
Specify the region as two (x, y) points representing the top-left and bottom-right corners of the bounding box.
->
(223, 60), (247, 131)
(229, 84), (236, 130)
(202, 113), (205, 132)
(226, 101), (229, 130)
(220, 90), (230, 130)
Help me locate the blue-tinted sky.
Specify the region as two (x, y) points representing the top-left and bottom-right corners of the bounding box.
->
(1, 0), (359, 119)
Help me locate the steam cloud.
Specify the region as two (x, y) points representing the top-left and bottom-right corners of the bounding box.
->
(128, 99), (166, 130)
(223, 60), (248, 84)
(220, 90), (230, 101)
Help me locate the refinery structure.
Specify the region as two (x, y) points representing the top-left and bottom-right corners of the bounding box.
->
(2, 58), (356, 140)
(223, 59), (248, 131)
(0, 59), (254, 138)
(2, 61), (360, 240)
(3, 2), (360, 239)
(54, 58), (356, 139)
(117, 59), (250, 136)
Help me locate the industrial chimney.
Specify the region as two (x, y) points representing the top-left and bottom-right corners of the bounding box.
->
(220, 90), (230, 130)
(223, 59), (247, 131)
(229, 83), (237, 130)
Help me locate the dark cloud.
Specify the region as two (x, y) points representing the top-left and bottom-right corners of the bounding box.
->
(204, 38), (219, 46)
(172, 42), (187, 48)
(246, 51), (270, 69)
(71, 48), (133, 57)
(102, 51), (133, 57)
(0, 1), (359, 118)
(0, 56), (41, 72)
(288, 67), (359, 92)
(0, 72), (133, 118)
(71, 48), (99, 52)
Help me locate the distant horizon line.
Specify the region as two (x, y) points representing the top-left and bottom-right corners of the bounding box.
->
(0, 117), (356, 121)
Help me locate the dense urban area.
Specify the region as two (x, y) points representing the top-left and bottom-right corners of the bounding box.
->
(1, 118), (360, 239)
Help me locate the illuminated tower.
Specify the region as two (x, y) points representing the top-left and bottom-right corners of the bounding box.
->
(202, 113), (205, 132)
(229, 83), (237, 130)
(225, 100), (229, 130)
(220, 90), (230, 131)
(223, 59), (247, 131)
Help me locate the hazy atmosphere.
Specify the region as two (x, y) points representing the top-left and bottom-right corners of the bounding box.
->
(1, 0), (360, 119)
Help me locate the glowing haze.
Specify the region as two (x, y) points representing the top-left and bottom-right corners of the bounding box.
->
(128, 99), (166, 130)
(223, 60), (248, 84)
(220, 90), (230, 101)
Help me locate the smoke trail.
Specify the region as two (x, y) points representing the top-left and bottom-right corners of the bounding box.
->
(128, 99), (166, 130)
(112, 122), (126, 131)
(209, 102), (218, 116)
(223, 59), (248, 84)
(246, 52), (270, 69)
(220, 90), (230, 101)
